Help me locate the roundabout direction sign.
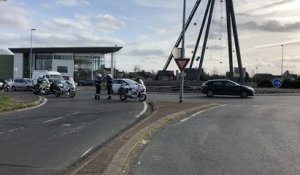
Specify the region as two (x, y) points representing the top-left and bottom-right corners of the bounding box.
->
(272, 78), (282, 88)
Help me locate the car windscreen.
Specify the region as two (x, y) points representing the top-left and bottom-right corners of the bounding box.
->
(50, 75), (63, 79)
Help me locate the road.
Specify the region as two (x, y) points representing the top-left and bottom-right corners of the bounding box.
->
(130, 94), (300, 175)
(0, 89), (147, 175)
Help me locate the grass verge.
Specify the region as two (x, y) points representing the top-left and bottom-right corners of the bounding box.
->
(0, 95), (38, 112)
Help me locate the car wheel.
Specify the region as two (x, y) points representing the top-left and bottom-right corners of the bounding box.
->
(240, 91), (248, 98)
(26, 86), (31, 91)
(12, 86), (16, 91)
(206, 90), (214, 97)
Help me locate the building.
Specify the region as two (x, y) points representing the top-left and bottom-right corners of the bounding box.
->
(8, 46), (122, 81)
(0, 48), (14, 79)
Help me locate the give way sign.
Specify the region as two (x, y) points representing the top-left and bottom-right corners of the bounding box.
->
(174, 58), (190, 72)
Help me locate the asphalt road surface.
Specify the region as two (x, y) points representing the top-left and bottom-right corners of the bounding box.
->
(130, 94), (300, 175)
(0, 89), (147, 175)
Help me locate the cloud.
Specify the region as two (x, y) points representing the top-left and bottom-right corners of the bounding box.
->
(247, 0), (295, 12)
(0, 2), (30, 29)
(239, 20), (300, 32)
(126, 49), (164, 57)
(131, 0), (180, 9)
(95, 14), (125, 32)
(55, 0), (90, 7)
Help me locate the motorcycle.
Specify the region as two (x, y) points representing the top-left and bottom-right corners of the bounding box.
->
(3, 79), (14, 92)
(118, 79), (146, 102)
(52, 79), (76, 98)
(32, 80), (51, 95)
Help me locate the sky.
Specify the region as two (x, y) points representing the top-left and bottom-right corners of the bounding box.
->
(1, 0), (300, 76)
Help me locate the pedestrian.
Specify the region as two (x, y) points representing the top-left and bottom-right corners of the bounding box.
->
(94, 73), (102, 100)
(106, 74), (113, 99)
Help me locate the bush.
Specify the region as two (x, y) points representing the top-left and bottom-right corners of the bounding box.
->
(257, 80), (273, 88)
(282, 80), (300, 88)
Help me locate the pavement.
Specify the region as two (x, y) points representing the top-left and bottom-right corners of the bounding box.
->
(0, 90), (217, 175)
(66, 100), (217, 175)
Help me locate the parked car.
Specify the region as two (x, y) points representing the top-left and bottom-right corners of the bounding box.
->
(11, 78), (34, 91)
(112, 78), (142, 94)
(201, 79), (255, 98)
(0, 78), (4, 90)
(77, 79), (94, 86)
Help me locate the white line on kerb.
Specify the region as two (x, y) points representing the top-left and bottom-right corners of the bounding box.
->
(43, 112), (80, 123)
(17, 97), (48, 112)
(135, 102), (148, 118)
(181, 104), (227, 122)
(81, 147), (94, 158)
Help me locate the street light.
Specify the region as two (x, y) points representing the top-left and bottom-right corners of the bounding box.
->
(30, 28), (36, 78)
(281, 44), (284, 76)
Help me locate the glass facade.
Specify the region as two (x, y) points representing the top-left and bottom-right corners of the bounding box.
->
(74, 54), (105, 81)
(35, 54), (52, 70)
(26, 52), (105, 81)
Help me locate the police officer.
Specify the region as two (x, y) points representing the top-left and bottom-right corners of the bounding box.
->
(94, 73), (102, 100)
(106, 74), (113, 99)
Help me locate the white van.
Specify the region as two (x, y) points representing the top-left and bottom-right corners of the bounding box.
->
(32, 70), (63, 84)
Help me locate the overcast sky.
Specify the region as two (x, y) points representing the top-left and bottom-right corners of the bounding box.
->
(1, 0), (300, 75)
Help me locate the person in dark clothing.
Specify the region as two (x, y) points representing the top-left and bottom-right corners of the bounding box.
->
(94, 73), (102, 100)
(106, 74), (113, 99)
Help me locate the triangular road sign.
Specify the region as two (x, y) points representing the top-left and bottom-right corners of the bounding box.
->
(174, 58), (190, 72)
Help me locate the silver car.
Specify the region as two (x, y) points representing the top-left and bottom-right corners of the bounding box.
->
(12, 78), (33, 91)
(112, 78), (140, 94)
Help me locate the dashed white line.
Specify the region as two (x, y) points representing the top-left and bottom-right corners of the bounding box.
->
(43, 112), (80, 123)
(181, 104), (227, 122)
(135, 102), (148, 118)
(81, 147), (94, 158)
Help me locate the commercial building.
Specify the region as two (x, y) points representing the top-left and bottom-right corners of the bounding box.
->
(0, 48), (14, 79)
(8, 46), (122, 81)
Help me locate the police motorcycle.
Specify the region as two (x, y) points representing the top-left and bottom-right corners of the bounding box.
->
(3, 79), (14, 92)
(52, 78), (76, 98)
(32, 76), (51, 95)
(118, 79), (147, 102)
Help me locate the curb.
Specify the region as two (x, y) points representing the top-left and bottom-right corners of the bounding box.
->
(106, 103), (218, 175)
(16, 96), (47, 112)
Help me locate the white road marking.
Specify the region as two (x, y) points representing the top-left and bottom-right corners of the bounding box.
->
(17, 97), (48, 112)
(135, 102), (148, 118)
(43, 112), (80, 124)
(81, 147), (94, 158)
(8, 128), (20, 132)
(181, 104), (227, 122)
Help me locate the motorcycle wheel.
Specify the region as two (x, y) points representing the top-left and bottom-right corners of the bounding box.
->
(44, 89), (49, 95)
(69, 91), (76, 98)
(54, 91), (60, 97)
(120, 94), (127, 101)
(138, 93), (147, 102)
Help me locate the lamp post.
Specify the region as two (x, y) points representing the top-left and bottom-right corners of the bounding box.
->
(30, 28), (36, 78)
(281, 44), (284, 76)
(114, 44), (117, 78)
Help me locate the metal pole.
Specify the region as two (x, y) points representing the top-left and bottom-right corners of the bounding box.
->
(189, 0), (211, 68)
(163, 0), (202, 71)
(30, 28), (36, 78)
(179, 0), (186, 103)
(281, 44), (284, 76)
(114, 45), (117, 78)
(111, 50), (114, 78)
(197, 0), (215, 81)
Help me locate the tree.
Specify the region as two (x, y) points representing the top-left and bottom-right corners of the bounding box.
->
(133, 65), (141, 72)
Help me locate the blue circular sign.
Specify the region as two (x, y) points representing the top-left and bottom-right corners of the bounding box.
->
(272, 78), (282, 88)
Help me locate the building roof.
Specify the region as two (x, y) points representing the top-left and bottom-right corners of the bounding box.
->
(0, 48), (14, 55)
(9, 46), (122, 54)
